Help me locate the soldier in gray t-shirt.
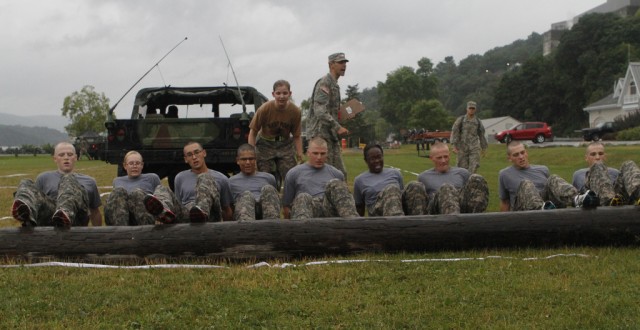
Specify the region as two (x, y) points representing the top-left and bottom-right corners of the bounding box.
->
(353, 144), (424, 216)
(415, 142), (488, 214)
(282, 137), (358, 219)
(143, 142), (233, 223)
(104, 151), (161, 226)
(229, 144), (281, 221)
(499, 141), (595, 211)
(570, 142), (640, 206)
(12, 142), (102, 227)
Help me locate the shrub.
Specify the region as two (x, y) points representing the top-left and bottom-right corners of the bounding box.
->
(616, 126), (640, 140)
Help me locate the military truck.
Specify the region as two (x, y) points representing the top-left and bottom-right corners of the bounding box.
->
(104, 86), (268, 189)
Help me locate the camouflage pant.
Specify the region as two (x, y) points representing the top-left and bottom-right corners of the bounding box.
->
(14, 175), (89, 226)
(327, 138), (347, 180)
(153, 173), (222, 222)
(368, 185), (404, 216)
(256, 138), (297, 188)
(402, 181), (428, 215)
(427, 174), (489, 214)
(617, 160), (640, 203)
(290, 179), (358, 219)
(456, 147), (482, 174)
(587, 160), (640, 205)
(233, 185), (281, 221)
(104, 187), (156, 226)
(514, 174), (578, 210)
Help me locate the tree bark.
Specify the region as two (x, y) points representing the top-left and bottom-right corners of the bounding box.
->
(1, 206), (638, 262)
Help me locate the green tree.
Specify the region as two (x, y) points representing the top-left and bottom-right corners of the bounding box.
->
(61, 85), (110, 137)
(377, 58), (440, 131)
(407, 99), (452, 130)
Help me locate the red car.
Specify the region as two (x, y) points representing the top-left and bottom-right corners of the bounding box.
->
(494, 122), (553, 144)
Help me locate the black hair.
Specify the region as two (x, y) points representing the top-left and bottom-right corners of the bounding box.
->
(363, 143), (383, 160)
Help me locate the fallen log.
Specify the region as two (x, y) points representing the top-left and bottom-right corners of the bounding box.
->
(1, 206), (638, 262)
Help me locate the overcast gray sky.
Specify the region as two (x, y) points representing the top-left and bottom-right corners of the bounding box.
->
(0, 0), (603, 119)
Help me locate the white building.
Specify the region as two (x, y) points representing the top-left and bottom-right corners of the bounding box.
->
(583, 62), (640, 127)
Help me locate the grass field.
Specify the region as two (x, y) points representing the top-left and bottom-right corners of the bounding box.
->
(1, 143), (640, 328)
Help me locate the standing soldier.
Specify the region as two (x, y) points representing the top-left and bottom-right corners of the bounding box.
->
(450, 101), (488, 173)
(306, 52), (350, 179)
(248, 80), (303, 187)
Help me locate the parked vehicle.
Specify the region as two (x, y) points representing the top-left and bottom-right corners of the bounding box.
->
(104, 86), (268, 189)
(494, 122), (553, 144)
(582, 121), (617, 141)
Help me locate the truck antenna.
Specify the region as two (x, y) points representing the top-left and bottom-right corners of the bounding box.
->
(219, 36), (248, 119)
(108, 37), (188, 115)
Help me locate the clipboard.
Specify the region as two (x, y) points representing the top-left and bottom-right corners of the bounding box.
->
(339, 99), (365, 123)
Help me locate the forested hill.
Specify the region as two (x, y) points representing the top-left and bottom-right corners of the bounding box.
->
(0, 125), (69, 146)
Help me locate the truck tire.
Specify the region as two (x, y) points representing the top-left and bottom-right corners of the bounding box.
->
(591, 133), (600, 141)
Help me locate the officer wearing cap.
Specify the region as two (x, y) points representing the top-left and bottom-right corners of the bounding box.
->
(450, 100), (488, 174)
(305, 52), (350, 179)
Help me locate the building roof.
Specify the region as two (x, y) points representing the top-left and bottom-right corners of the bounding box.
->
(481, 116), (520, 128)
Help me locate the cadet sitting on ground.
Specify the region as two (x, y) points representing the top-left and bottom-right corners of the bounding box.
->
(143, 141), (233, 223)
(229, 144), (281, 221)
(12, 141), (102, 227)
(282, 137), (359, 219)
(353, 143), (425, 216)
(416, 141), (489, 214)
(104, 151), (161, 225)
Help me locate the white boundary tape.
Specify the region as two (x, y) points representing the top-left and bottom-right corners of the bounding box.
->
(0, 254), (592, 269)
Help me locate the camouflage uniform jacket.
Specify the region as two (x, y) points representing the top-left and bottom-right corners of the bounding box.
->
(450, 115), (488, 151)
(307, 73), (341, 142)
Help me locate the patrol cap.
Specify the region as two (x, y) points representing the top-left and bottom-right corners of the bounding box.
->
(328, 52), (349, 63)
(467, 101), (477, 109)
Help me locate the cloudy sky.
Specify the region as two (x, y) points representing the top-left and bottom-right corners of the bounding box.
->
(0, 0), (603, 120)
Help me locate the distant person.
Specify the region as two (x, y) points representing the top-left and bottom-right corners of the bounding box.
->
(229, 144), (281, 221)
(104, 151), (161, 226)
(248, 80), (303, 186)
(572, 142), (640, 205)
(166, 105), (179, 118)
(353, 144), (425, 216)
(143, 141), (233, 223)
(450, 101), (488, 173)
(417, 142), (489, 214)
(12, 142), (102, 227)
(306, 52), (351, 179)
(282, 137), (358, 219)
(499, 141), (598, 211)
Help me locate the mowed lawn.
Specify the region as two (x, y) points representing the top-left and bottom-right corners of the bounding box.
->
(1, 143), (640, 328)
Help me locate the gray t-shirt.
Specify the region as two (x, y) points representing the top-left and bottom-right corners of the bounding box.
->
(283, 163), (344, 206)
(112, 173), (161, 194)
(572, 167), (620, 191)
(417, 167), (470, 195)
(35, 171), (101, 209)
(499, 165), (549, 207)
(353, 168), (403, 208)
(174, 169), (232, 207)
(229, 172), (277, 201)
